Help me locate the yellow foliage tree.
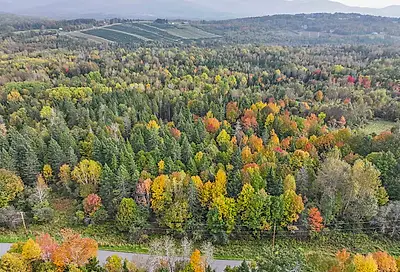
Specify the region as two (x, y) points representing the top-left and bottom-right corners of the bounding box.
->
(213, 169), (227, 198)
(151, 175), (168, 213)
(283, 175), (296, 192)
(354, 254), (378, 272)
(21, 239), (41, 262)
(105, 255), (123, 272)
(190, 249), (205, 272)
(0, 253), (28, 272)
(42, 164), (53, 183)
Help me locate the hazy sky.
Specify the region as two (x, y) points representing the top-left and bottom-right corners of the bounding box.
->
(336, 0), (399, 8)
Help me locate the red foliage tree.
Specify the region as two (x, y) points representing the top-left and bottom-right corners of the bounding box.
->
(241, 109), (258, 130)
(36, 233), (58, 261)
(83, 194), (102, 216)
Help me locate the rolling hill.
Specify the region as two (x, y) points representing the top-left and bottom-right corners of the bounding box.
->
(0, 0), (399, 19)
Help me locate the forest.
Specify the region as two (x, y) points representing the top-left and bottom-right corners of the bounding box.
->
(1, 12), (400, 272)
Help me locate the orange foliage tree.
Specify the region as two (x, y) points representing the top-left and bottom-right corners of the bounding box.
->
(204, 117), (221, 134)
(241, 109), (258, 130)
(226, 102), (240, 123)
(372, 252), (397, 272)
(308, 207), (324, 232)
(190, 249), (205, 272)
(52, 229), (98, 268)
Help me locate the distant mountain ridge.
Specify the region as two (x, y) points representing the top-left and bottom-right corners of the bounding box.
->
(0, 0), (399, 19)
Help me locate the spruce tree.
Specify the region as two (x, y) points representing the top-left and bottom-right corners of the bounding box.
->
(47, 138), (66, 174)
(227, 170), (243, 198)
(99, 164), (117, 214)
(66, 146), (78, 167)
(181, 135), (193, 164)
(267, 167), (283, 196)
(20, 146), (40, 186)
(187, 158), (198, 176)
(0, 148), (16, 171)
(130, 129), (146, 153)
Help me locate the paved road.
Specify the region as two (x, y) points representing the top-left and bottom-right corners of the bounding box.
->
(0, 243), (241, 272)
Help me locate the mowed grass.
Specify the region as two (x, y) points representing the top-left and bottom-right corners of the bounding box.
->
(361, 120), (396, 134)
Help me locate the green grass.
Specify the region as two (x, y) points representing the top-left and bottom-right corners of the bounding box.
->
(361, 120), (396, 134)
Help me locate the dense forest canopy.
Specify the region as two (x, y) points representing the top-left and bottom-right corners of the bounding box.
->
(1, 12), (400, 272)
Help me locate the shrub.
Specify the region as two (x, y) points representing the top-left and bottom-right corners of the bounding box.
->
(0, 206), (22, 229)
(105, 255), (123, 272)
(0, 253), (28, 272)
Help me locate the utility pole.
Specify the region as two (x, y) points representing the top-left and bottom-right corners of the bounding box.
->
(20, 212), (27, 235)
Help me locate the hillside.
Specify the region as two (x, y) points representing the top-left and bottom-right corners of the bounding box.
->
(0, 0), (400, 19)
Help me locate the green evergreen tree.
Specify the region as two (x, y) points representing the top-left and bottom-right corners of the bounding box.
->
(20, 146), (40, 186)
(66, 146), (78, 167)
(186, 179), (203, 231)
(47, 138), (66, 174)
(0, 148), (16, 171)
(99, 164), (117, 214)
(130, 129), (146, 153)
(232, 147), (243, 171)
(187, 158), (198, 176)
(267, 167), (283, 196)
(181, 135), (193, 164)
(116, 164), (133, 199)
(228, 170), (242, 198)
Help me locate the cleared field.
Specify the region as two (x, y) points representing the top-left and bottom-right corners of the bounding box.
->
(79, 23), (219, 44)
(166, 25), (220, 39)
(105, 25), (174, 41)
(66, 31), (113, 43)
(150, 23), (175, 30)
(132, 23), (181, 40)
(361, 120), (396, 134)
(82, 29), (144, 43)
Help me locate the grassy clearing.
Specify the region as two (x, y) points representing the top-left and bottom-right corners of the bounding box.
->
(2, 227), (400, 260)
(361, 120), (396, 134)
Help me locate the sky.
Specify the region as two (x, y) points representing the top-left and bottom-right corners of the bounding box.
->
(336, 0), (400, 8)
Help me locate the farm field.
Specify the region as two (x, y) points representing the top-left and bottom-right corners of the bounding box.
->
(105, 24), (175, 41)
(82, 28), (145, 43)
(79, 22), (219, 44)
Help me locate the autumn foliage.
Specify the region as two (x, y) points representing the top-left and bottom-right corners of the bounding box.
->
(308, 207), (324, 232)
(83, 193), (102, 216)
(52, 229), (98, 268)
